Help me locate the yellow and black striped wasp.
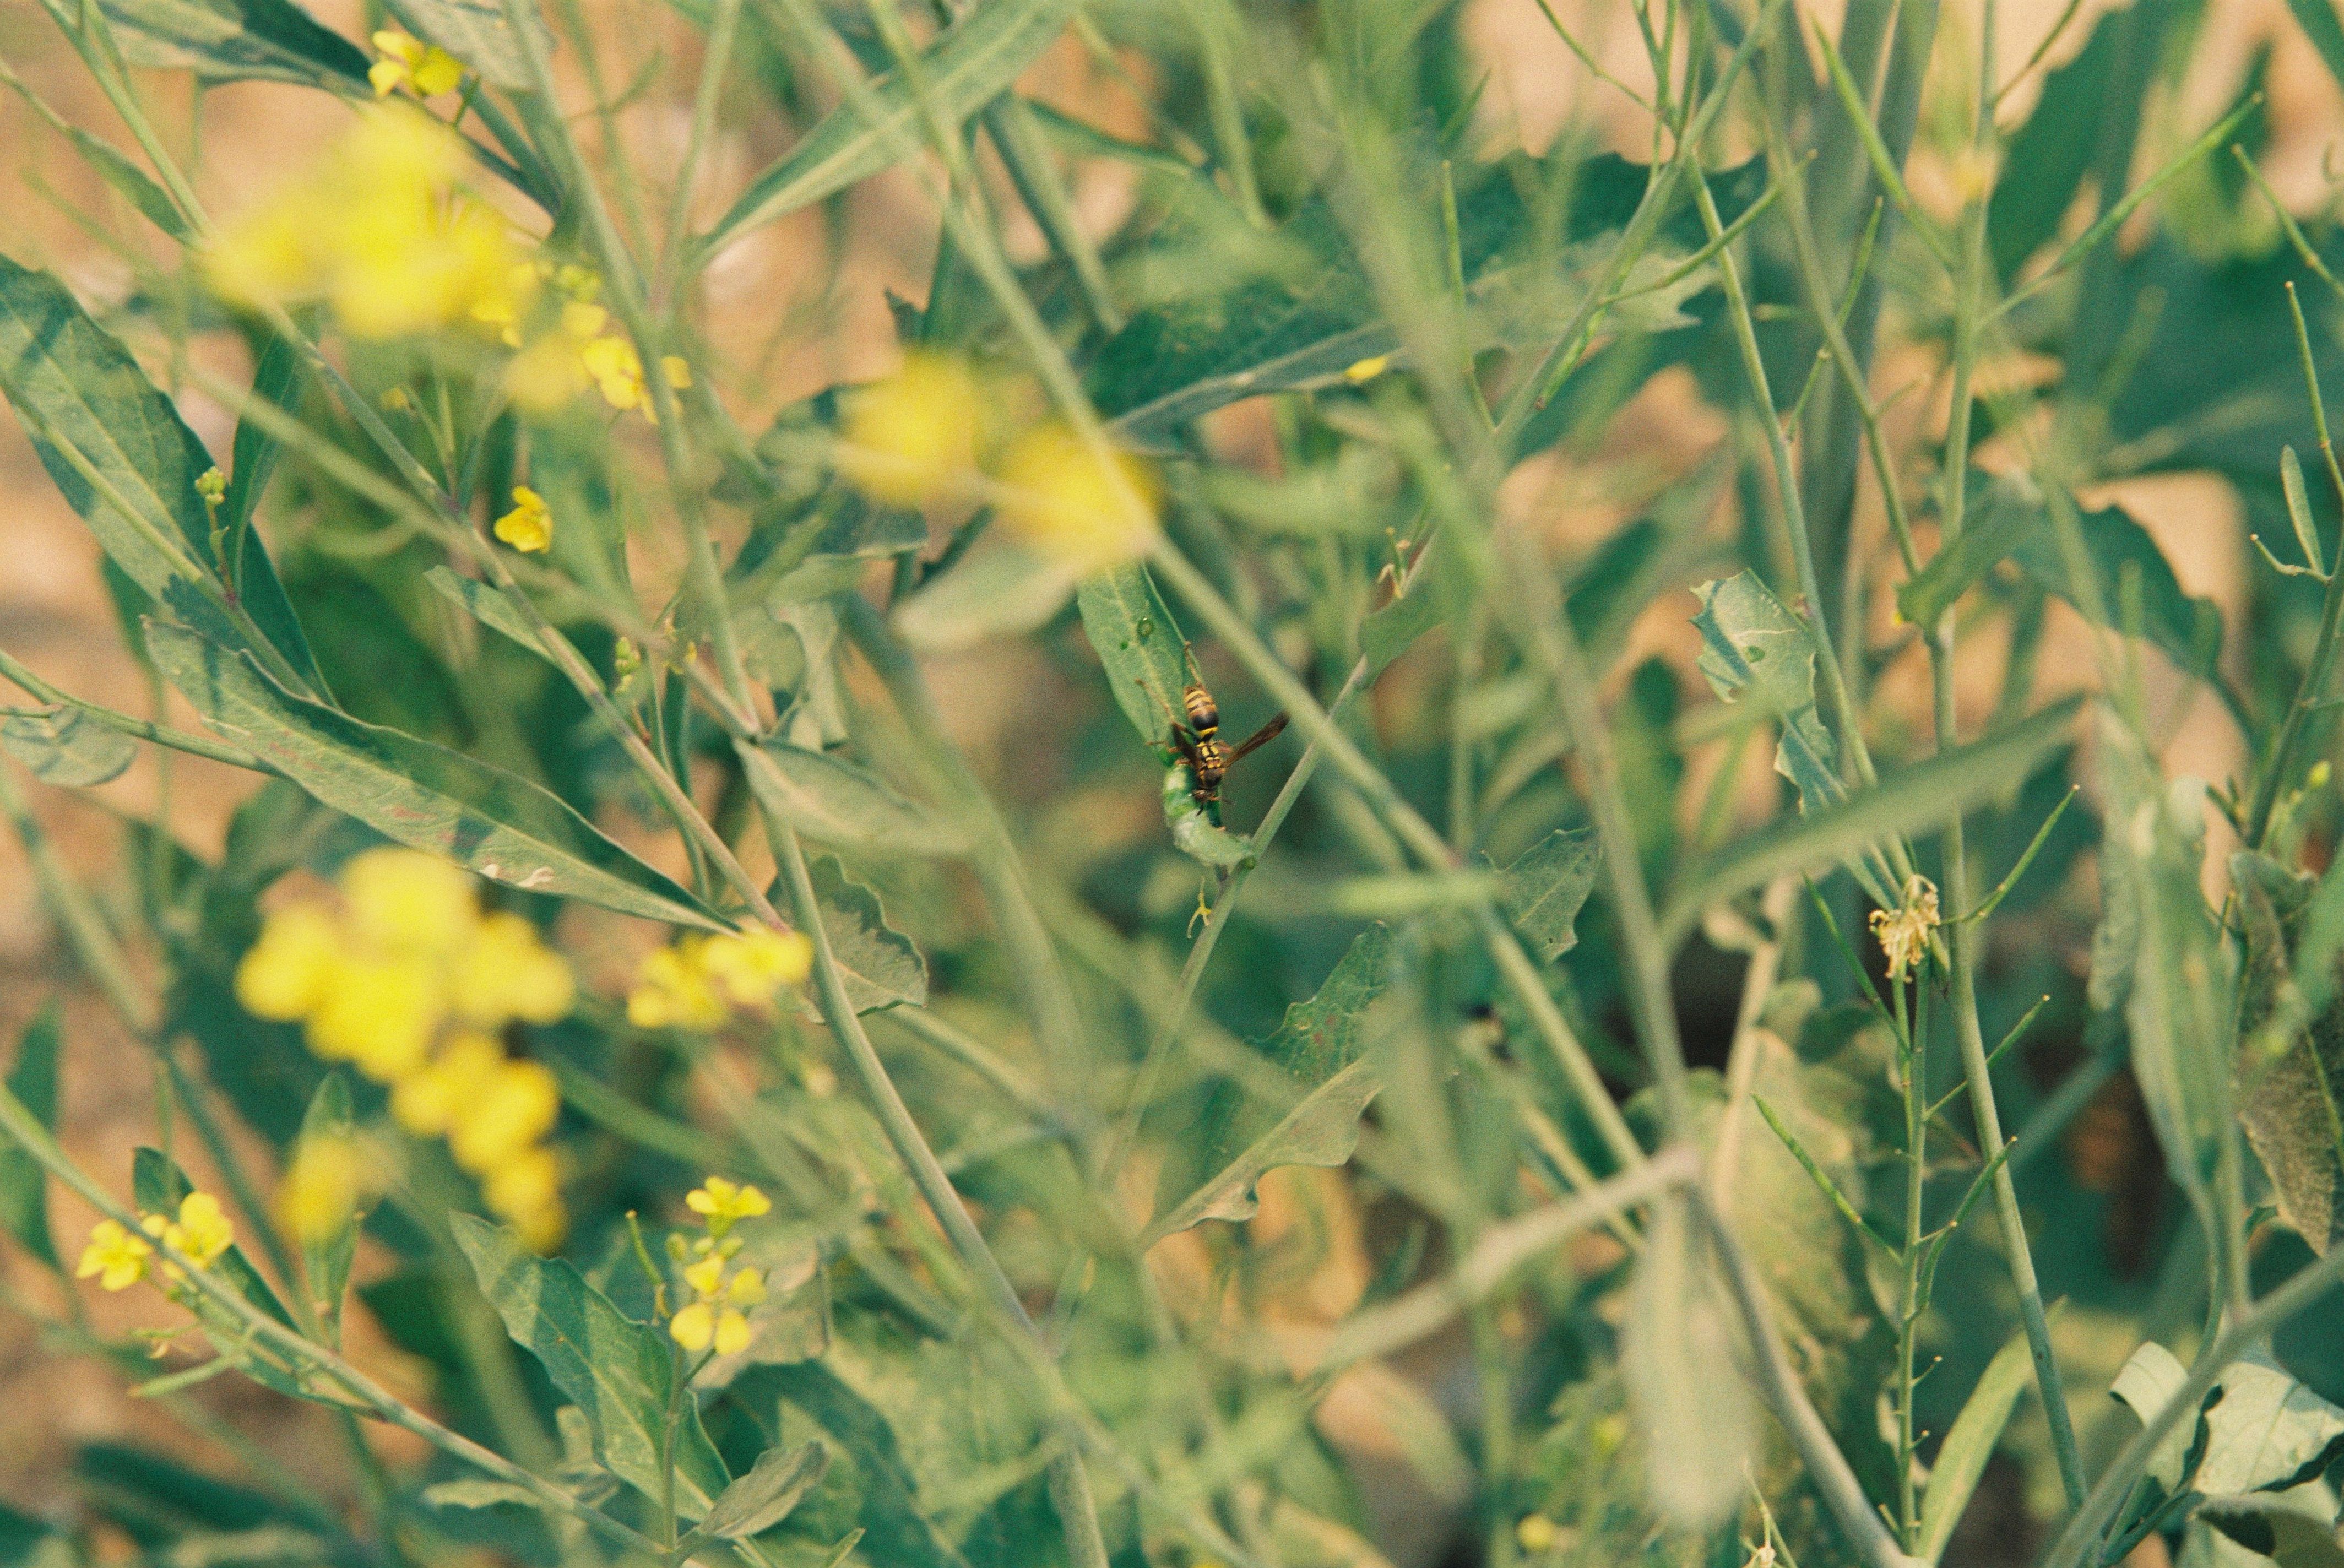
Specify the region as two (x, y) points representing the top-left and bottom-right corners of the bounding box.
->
(1150, 650), (1288, 816)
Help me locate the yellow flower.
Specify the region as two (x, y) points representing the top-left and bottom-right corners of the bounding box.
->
(684, 1175), (769, 1236)
(1343, 354), (1390, 383)
(206, 107), (526, 341)
(627, 941), (726, 1029)
(451, 911), (574, 1026)
(151, 1191), (235, 1275)
(669, 1299), (717, 1352)
(306, 953), (443, 1079)
(1869, 873), (1942, 983)
(493, 486), (555, 554)
(235, 904), (341, 1022)
(726, 1267), (767, 1307)
(839, 354), (983, 508)
(697, 929), (812, 1009)
(683, 1255), (727, 1297)
(341, 848), (477, 956)
(994, 422), (1159, 574)
(1516, 1515), (1560, 1554)
(279, 1135), (367, 1244)
(710, 1307), (753, 1355)
(578, 334), (650, 416)
(661, 355), (692, 390)
(77, 1219), (151, 1291)
(481, 1144), (562, 1223)
(369, 29), (465, 97)
(447, 1059), (560, 1173)
(390, 1030), (502, 1136)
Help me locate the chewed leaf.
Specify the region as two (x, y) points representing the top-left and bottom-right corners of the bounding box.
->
(148, 619), (723, 930)
(1149, 925), (1392, 1238)
(797, 856), (927, 1015)
(1691, 571), (1893, 907)
(1490, 827), (1599, 962)
(451, 1215), (733, 1520)
(1, 706), (137, 787)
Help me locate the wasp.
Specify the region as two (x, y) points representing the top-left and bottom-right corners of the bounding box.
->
(1151, 654), (1288, 813)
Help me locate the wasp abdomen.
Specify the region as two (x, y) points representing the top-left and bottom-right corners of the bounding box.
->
(1181, 684), (1220, 737)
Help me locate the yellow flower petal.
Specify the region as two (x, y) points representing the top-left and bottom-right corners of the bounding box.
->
(994, 422), (1159, 575)
(838, 354), (982, 508)
(669, 1300), (714, 1352)
(235, 904), (342, 1022)
(493, 486), (554, 553)
(712, 1309), (753, 1357)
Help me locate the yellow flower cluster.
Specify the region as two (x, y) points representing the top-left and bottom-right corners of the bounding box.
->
(77, 1192), (235, 1293)
(368, 29), (463, 98)
(207, 106), (529, 341)
(498, 266), (691, 422)
(666, 1177), (771, 1355)
(626, 927), (811, 1030)
(839, 355), (1159, 574)
(235, 848), (573, 1249)
(278, 1132), (369, 1245)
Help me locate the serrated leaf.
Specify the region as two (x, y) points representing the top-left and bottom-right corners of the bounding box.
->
(694, 1442), (829, 1541)
(1917, 1327), (2034, 1564)
(700, 0), (1079, 257)
(147, 618), (722, 930)
(1148, 925), (1393, 1240)
(1075, 563), (1192, 746)
(0, 254), (319, 692)
(798, 856), (926, 1014)
(1490, 827), (1598, 962)
(51, 0), (370, 85)
(1658, 699), (2080, 946)
(1, 707), (137, 786)
(737, 740), (964, 856)
(1622, 1193), (1754, 1528)
(450, 1214), (733, 1520)
(293, 1073), (357, 1339)
(0, 1006), (62, 1271)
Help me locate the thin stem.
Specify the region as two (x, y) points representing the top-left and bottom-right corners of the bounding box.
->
(761, 813), (1113, 1568)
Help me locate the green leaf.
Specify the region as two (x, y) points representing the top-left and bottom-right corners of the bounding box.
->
(1147, 925), (1393, 1240)
(0, 706), (137, 786)
(799, 856), (926, 1014)
(737, 740), (965, 857)
(692, 1441), (829, 1542)
(1621, 1193), (1753, 1528)
(699, 0), (1079, 257)
(59, 0), (370, 84)
(2235, 851), (2344, 1255)
(1917, 1326), (2036, 1564)
(423, 565), (544, 655)
(0, 253), (319, 692)
(2110, 1341), (2202, 1490)
(1893, 478), (2222, 679)
(891, 545), (1076, 654)
(147, 618), (723, 930)
(1691, 568), (1895, 905)
(2117, 1346), (2344, 1506)
(293, 1072), (358, 1339)
(450, 1214), (734, 1520)
(1490, 827), (1599, 962)
(0, 1006), (61, 1272)
(2286, 0), (2344, 99)
(55, 123), (193, 242)
(2199, 1495), (2344, 1568)
(1658, 699), (2080, 948)
(1987, 13), (2117, 284)
(221, 336), (299, 542)
(1075, 563), (1192, 746)
(379, 0), (535, 88)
